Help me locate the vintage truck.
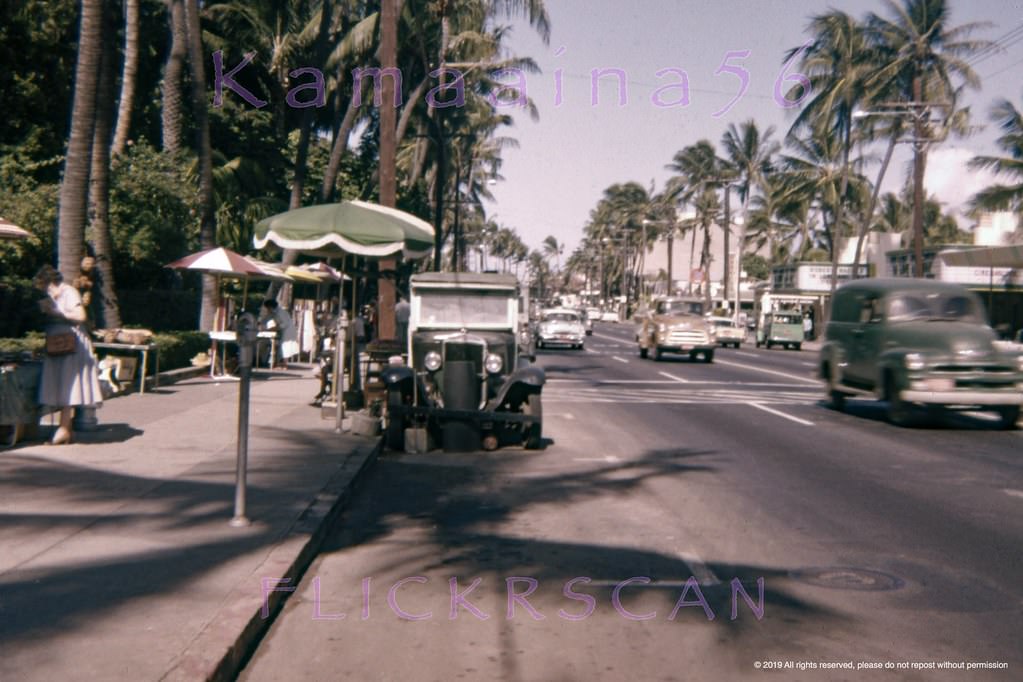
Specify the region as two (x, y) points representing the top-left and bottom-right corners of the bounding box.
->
(381, 272), (545, 452)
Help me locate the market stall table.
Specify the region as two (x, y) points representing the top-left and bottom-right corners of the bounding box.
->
(93, 342), (159, 394)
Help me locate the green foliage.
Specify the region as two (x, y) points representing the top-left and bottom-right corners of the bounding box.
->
(0, 277), (47, 338)
(107, 141), (198, 289)
(149, 331), (212, 373)
(0, 182), (59, 280)
(0, 331), (210, 374)
(742, 254), (771, 281)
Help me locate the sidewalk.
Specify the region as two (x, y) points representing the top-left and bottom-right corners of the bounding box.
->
(0, 367), (381, 681)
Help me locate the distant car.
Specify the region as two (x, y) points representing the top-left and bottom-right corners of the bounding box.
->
(636, 297), (716, 362)
(600, 309), (619, 323)
(536, 308), (586, 350)
(819, 278), (1023, 428)
(707, 316), (746, 348)
(577, 308), (593, 335)
(586, 308), (602, 322)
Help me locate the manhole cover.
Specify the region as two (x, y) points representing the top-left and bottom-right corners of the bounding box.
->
(788, 567), (904, 591)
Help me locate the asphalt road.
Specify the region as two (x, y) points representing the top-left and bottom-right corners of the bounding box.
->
(240, 322), (1023, 681)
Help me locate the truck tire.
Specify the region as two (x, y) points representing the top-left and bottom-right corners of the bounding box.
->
(384, 387), (406, 452)
(523, 393), (543, 449)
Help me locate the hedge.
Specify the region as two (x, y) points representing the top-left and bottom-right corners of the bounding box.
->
(0, 331), (212, 375)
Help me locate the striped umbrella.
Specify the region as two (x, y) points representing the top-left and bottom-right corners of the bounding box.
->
(0, 217), (31, 241)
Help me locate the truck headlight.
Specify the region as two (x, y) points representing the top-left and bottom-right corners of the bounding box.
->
(904, 352), (926, 371)
(424, 350), (442, 371)
(657, 323), (667, 334)
(485, 353), (503, 374)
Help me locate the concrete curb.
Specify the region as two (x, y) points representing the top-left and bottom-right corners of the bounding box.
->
(160, 435), (384, 682)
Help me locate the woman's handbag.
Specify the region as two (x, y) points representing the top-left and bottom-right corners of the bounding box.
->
(45, 331), (76, 356)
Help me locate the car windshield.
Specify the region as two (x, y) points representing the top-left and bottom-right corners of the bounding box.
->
(543, 312), (579, 323)
(887, 292), (984, 323)
(772, 314), (800, 324)
(711, 318), (735, 327)
(417, 290), (512, 327)
(657, 300), (703, 315)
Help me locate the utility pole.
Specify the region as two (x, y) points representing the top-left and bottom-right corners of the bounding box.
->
(377, 0), (398, 338)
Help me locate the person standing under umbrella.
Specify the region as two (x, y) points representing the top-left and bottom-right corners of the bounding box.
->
(34, 265), (103, 444)
(260, 300), (299, 369)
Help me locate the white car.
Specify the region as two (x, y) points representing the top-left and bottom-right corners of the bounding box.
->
(600, 309), (619, 323)
(536, 308), (586, 349)
(706, 315), (747, 348)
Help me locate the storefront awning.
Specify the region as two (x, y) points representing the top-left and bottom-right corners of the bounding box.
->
(938, 245), (1023, 268)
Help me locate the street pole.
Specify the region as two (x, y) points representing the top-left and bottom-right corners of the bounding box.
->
(911, 75), (925, 279)
(723, 185), (731, 310)
(230, 312), (258, 527)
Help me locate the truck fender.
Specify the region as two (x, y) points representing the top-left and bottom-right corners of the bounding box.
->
(487, 366), (546, 411)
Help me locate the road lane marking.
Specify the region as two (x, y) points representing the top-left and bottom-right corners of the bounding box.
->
(592, 331), (634, 344)
(574, 455), (621, 463)
(714, 358), (820, 384)
(658, 371), (689, 383)
(733, 351), (759, 358)
(747, 401), (815, 426)
(612, 356), (629, 364)
(585, 347), (599, 354)
(1003, 489), (1023, 499)
(546, 378), (814, 387)
(801, 362), (815, 367)
(676, 551), (721, 586)
(548, 412), (576, 419)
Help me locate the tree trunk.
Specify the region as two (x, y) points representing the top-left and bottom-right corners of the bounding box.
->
(111, 0), (139, 157)
(320, 77), (369, 203)
(184, 0), (217, 330)
(828, 116), (852, 307)
(58, 0), (104, 284)
(290, 0), (332, 211)
(89, 3), (122, 329)
(852, 134), (897, 271)
(161, 0), (187, 154)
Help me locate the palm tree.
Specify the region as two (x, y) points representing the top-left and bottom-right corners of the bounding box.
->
(721, 120), (779, 308)
(58, 0), (104, 283)
(864, 0), (991, 276)
(111, 0), (139, 157)
(161, 0), (187, 153)
(788, 10), (872, 296)
(969, 91), (1023, 217)
(185, 0), (218, 329)
(542, 235), (562, 272)
(88, 5), (121, 328)
(666, 141), (724, 303)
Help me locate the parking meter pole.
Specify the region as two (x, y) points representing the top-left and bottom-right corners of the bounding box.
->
(230, 313), (257, 528)
(334, 313), (348, 432)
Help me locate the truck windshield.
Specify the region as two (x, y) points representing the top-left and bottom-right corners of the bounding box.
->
(887, 293), (984, 323)
(417, 290), (512, 327)
(657, 300), (703, 315)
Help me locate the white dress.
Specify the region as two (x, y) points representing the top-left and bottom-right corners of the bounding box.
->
(270, 308), (300, 360)
(38, 284), (103, 408)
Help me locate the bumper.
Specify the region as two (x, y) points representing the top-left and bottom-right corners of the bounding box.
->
(900, 390), (1023, 406)
(539, 335), (583, 346)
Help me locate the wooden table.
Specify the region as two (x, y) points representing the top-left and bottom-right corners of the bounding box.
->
(93, 342), (159, 394)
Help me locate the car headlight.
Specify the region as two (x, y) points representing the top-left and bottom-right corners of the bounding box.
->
(424, 350), (442, 371)
(484, 353), (503, 374)
(657, 323), (667, 333)
(904, 352), (926, 371)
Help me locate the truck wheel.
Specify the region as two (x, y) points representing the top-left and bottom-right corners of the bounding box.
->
(639, 346), (648, 359)
(885, 373), (914, 427)
(523, 393), (543, 449)
(824, 365), (846, 411)
(384, 388), (406, 451)
(996, 405), (1020, 430)
(703, 349), (714, 363)
(654, 347), (663, 361)
(794, 343), (802, 351)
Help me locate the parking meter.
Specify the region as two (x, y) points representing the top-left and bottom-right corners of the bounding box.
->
(333, 311), (349, 432)
(236, 312), (258, 369)
(230, 312), (258, 527)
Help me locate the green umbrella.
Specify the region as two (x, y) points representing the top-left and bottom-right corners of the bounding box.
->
(253, 200), (434, 259)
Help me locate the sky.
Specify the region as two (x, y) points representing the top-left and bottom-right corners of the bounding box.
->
(480, 0), (1023, 256)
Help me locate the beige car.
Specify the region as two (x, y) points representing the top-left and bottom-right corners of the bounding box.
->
(636, 297), (716, 362)
(707, 315), (746, 348)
